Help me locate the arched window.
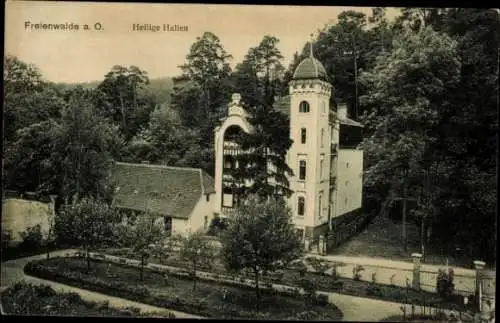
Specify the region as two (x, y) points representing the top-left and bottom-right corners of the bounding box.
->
(299, 160), (307, 180)
(298, 197), (305, 216)
(299, 101), (310, 113)
(321, 129), (324, 148)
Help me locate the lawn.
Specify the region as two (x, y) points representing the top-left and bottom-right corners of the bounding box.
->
(24, 257), (344, 320)
(0, 282), (166, 317)
(100, 247), (471, 311)
(332, 209), (475, 269)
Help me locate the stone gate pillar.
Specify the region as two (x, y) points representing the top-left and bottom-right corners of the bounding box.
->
(318, 235), (325, 255)
(473, 260), (485, 312)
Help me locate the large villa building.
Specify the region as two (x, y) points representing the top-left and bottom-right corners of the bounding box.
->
(214, 47), (364, 249)
(110, 46), (364, 250)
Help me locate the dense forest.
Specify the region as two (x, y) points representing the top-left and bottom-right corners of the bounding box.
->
(3, 8), (498, 264)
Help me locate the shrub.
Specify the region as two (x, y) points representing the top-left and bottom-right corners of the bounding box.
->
(366, 283), (383, 297)
(353, 265), (364, 281)
(207, 216), (228, 236)
(19, 225), (43, 250)
(314, 294), (329, 306)
(299, 278), (318, 307)
(436, 268), (455, 299)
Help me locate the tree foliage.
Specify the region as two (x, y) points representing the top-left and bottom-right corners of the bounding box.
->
(231, 36), (294, 200)
(360, 9), (498, 262)
(95, 65), (155, 141)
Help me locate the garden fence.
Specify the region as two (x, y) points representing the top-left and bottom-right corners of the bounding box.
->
(325, 210), (375, 252)
(333, 262), (414, 289)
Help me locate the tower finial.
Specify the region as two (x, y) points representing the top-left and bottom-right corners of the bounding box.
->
(309, 33), (314, 57)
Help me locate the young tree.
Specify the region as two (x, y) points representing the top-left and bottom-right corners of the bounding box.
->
(221, 195), (303, 305)
(179, 230), (216, 290)
(56, 197), (119, 271)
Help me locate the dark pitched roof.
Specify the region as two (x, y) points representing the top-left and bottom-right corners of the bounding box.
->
(112, 162), (214, 219)
(274, 97), (363, 128)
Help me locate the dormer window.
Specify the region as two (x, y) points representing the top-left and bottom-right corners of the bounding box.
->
(299, 101), (310, 113)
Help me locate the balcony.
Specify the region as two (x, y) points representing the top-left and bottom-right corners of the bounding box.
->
(221, 206), (237, 217)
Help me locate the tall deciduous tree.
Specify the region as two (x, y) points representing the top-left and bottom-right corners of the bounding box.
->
(170, 32), (233, 175)
(96, 65), (154, 141)
(178, 32), (233, 144)
(360, 26), (461, 250)
(221, 195), (303, 304)
(55, 87), (124, 203)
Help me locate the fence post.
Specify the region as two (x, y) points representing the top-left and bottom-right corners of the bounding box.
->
(473, 260), (485, 312)
(411, 253), (422, 290)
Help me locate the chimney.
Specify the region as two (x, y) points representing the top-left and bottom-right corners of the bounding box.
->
(337, 103), (347, 120)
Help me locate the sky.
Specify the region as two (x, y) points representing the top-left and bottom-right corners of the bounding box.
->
(5, 1), (401, 84)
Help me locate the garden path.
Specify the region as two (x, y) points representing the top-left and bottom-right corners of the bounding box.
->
(2, 250), (461, 321)
(0, 250), (203, 319)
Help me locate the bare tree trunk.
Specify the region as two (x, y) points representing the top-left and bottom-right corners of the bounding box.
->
(421, 217), (425, 258)
(254, 268), (261, 308)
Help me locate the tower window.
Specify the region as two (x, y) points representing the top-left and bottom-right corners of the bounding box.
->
(299, 101), (310, 113)
(299, 160), (307, 180)
(320, 160), (323, 179)
(301, 128), (307, 144)
(346, 162), (349, 168)
(298, 197), (305, 216)
(321, 129), (324, 148)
